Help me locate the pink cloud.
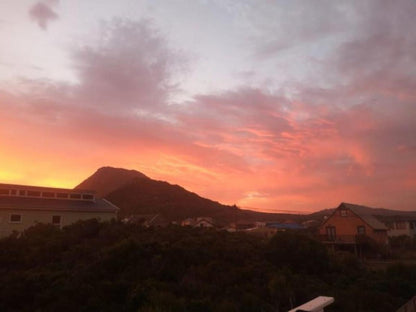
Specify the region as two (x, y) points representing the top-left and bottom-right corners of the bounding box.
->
(28, 1), (59, 30)
(1, 8), (416, 212)
(73, 20), (182, 113)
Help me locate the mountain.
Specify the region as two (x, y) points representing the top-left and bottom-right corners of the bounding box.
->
(75, 166), (299, 224)
(75, 166), (148, 197)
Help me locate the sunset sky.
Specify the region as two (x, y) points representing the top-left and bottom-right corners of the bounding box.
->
(1, 0), (415, 213)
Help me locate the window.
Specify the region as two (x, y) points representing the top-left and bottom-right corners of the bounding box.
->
(82, 194), (94, 200)
(19, 190), (26, 196)
(52, 215), (61, 225)
(9, 214), (22, 223)
(56, 193), (68, 199)
(69, 193), (81, 199)
(340, 210), (348, 217)
(0, 189), (9, 195)
(396, 222), (407, 230)
(10, 190), (16, 195)
(42, 192), (55, 198)
(357, 226), (366, 235)
(326, 226), (336, 241)
(27, 191), (40, 197)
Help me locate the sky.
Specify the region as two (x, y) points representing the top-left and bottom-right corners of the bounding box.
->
(0, 0), (415, 213)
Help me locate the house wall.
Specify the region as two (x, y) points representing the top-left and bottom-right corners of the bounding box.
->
(319, 208), (387, 244)
(0, 209), (116, 237)
(371, 230), (389, 245)
(319, 208), (371, 237)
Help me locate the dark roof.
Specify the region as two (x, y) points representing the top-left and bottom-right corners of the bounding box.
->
(266, 222), (304, 230)
(0, 183), (95, 194)
(377, 215), (416, 223)
(0, 196), (118, 213)
(340, 203), (388, 230)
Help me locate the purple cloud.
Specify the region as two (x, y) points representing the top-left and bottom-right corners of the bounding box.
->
(28, 1), (59, 30)
(1, 7), (416, 212)
(73, 20), (174, 113)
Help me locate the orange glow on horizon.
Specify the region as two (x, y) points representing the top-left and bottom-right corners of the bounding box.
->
(1, 2), (415, 213)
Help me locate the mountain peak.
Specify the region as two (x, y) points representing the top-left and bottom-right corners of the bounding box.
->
(75, 166), (148, 197)
(96, 166), (148, 177)
(75, 166), (300, 223)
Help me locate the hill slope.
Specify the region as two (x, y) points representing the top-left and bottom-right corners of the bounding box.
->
(105, 177), (238, 221)
(75, 166), (297, 223)
(75, 166), (148, 197)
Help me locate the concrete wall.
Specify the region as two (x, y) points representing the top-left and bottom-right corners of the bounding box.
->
(0, 209), (116, 237)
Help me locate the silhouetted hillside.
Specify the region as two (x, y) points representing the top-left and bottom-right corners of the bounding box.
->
(105, 178), (237, 221)
(75, 166), (148, 197)
(76, 167), (298, 223)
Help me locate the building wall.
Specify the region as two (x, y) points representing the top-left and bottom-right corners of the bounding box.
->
(0, 209), (116, 237)
(388, 221), (416, 237)
(320, 208), (371, 237)
(371, 230), (389, 245)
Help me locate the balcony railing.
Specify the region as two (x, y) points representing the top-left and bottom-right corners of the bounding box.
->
(318, 234), (368, 244)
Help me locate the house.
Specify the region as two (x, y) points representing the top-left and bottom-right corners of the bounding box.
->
(181, 217), (217, 228)
(194, 217), (216, 228)
(380, 216), (416, 237)
(319, 202), (388, 246)
(181, 217), (195, 227)
(228, 220), (257, 231)
(0, 183), (119, 237)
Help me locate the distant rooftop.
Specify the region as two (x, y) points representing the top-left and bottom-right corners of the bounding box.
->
(0, 182), (118, 213)
(0, 182), (95, 202)
(0, 196), (118, 213)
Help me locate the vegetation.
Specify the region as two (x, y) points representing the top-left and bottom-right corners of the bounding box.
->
(0, 220), (415, 311)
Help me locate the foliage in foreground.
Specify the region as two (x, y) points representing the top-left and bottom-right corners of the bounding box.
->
(0, 220), (415, 312)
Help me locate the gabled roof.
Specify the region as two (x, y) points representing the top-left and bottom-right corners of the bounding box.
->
(340, 203), (388, 230)
(181, 217), (217, 227)
(194, 217), (216, 227)
(0, 183), (95, 195)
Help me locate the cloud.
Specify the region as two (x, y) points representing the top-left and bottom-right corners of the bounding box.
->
(28, 1), (59, 30)
(233, 1), (348, 58)
(2, 2), (416, 212)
